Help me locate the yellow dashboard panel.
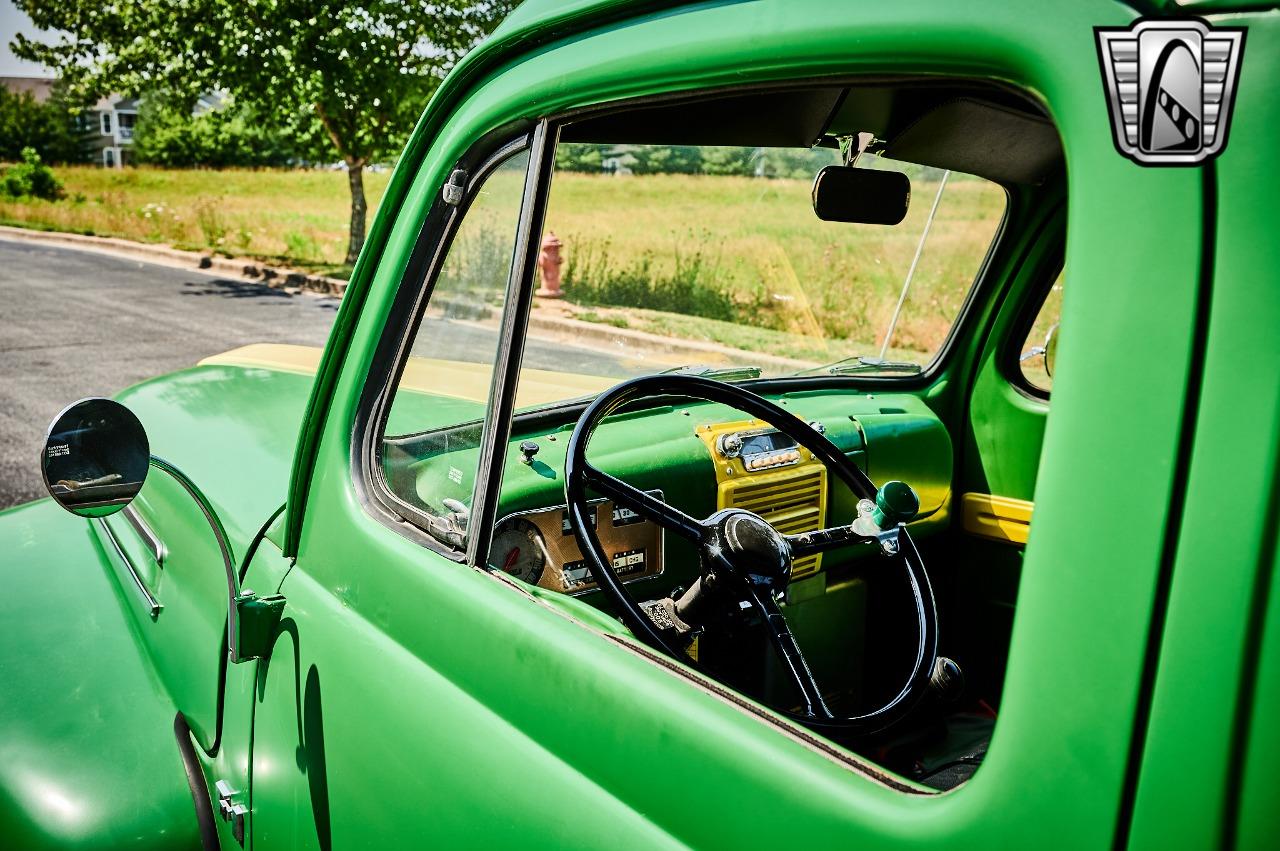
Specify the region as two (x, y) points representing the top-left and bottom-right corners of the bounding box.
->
(696, 419), (828, 579)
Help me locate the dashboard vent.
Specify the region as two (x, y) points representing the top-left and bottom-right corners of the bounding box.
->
(723, 466), (827, 579)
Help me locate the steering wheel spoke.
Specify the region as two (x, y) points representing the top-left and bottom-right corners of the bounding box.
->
(746, 586), (834, 720)
(582, 463), (707, 543)
(785, 523), (874, 558)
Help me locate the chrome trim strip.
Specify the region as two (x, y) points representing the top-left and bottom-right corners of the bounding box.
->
(148, 455), (243, 661)
(122, 504), (166, 565)
(98, 517), (161, 617)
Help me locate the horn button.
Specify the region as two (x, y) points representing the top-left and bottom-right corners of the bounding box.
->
(707, 509), (791, 585)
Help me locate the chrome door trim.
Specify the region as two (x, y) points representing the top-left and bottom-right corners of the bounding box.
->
(98, 517), (162, 618)
(122, 504), (166, 565)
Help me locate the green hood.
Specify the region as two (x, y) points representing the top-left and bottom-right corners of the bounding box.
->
(115, 356), (316, 554)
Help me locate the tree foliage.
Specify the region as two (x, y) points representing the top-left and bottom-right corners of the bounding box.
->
(0, 85), (90, 165)
(12, 0), (514, 263)
(554, 143), (840, 179)
(1, 147), (64, 200)
(132, 93), (302, 169)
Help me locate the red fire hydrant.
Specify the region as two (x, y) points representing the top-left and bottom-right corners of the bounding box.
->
(536, 231), (564, 298)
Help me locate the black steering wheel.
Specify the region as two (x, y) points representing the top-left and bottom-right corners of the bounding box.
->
(564, 374), (940, 739)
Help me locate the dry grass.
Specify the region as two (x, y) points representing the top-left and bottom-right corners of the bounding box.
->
(543, 171), (1006, 359)
(0, 165), (391, 273)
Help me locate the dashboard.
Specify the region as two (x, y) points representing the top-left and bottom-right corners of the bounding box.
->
(487, 391), (954, 603)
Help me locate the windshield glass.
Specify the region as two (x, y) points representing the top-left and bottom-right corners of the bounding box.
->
(506, 142), (1005, 408)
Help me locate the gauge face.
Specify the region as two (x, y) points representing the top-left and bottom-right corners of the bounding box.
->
(490, 517), (547, 585)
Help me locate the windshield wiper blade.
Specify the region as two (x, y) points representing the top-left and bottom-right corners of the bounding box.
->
(829, 356), (922, 375)
(796, 355), (922, 376)
(661, 364), (762, 381)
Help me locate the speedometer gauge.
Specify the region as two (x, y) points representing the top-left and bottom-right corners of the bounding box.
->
(490, 517), (548, 585)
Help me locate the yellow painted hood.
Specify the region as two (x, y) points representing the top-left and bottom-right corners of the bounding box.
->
(198, 343), (616, 408)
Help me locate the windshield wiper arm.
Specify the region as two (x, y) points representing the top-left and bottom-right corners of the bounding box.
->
(661, 364), (762, 381)
(795, 355), (922, 376)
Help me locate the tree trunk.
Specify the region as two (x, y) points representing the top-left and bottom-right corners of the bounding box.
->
(345, 159), (367, 265)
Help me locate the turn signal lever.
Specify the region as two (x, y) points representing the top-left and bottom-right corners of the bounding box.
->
(928, 656), (965, 704)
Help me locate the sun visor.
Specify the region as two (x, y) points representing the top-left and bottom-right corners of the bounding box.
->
(560, 88), (847, 148)
(882, 98), (1063, 185)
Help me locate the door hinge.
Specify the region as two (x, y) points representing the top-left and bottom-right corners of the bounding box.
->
(233, 591), (287, 662)
(215, 780), (247, 846)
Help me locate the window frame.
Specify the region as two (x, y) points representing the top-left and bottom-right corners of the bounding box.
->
(353, 124), (550, 565)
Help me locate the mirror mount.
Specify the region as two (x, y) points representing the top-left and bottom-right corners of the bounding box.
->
(147, 455), (284, 663)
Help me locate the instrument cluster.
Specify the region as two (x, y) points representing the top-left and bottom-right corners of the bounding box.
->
(489, 493), (665, 595)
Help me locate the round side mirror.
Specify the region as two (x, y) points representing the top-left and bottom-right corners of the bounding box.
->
(1044, 323), (1059, 379)
(42, 398), (150, 518)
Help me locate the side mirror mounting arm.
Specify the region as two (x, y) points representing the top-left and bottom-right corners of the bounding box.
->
(147, 455), (284, 663)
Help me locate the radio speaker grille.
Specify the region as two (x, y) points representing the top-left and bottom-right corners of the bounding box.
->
(721, 466), (827, 579)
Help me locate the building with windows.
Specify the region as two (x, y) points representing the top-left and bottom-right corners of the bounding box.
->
(87, 95), (138, 168)
(0, 77), (138, 168)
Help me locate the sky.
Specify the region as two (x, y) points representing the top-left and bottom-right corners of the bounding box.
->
(0, 0), (55, 77)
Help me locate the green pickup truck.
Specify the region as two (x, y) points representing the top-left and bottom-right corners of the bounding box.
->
(3, 0), (1277, 848)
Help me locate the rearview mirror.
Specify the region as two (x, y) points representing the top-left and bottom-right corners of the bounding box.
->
(811, 165), (911, 225)
(42, 398), (150, 518)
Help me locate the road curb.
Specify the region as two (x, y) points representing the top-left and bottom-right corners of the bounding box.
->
(0, 224), (811, 372)
(0, 225), (349, 296)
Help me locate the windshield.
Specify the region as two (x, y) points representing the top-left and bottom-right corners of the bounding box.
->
(509, 142), (1005, 408)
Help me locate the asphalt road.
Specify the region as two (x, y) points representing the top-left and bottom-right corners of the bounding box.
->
(0, 238), (631, 510)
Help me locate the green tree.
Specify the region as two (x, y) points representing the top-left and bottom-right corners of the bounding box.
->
(12, 0), (514, 264)
(1, 147), (64, 200)
(0, 85), (90, 164)
(555, 143), (604, 174)
(133, 93), (299, 168)
(631, 145), (703, 175)
(700, 146), (755, 176)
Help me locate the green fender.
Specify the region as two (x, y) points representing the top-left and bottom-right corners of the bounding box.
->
(0, 499), (200, 850)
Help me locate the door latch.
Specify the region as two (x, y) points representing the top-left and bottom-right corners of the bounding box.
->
(215, 780), (248, 846)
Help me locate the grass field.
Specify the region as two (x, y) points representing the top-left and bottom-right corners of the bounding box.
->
(1, 165), (1007, 362)
(543, 170), (1005, 361)
(0, 166), (391, 276)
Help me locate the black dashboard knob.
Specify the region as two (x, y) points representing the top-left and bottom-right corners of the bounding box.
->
(518, 440), (540, 465)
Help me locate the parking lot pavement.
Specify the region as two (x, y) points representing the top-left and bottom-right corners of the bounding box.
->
(0, 238), (632, 509)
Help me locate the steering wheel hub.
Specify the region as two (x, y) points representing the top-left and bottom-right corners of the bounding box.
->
(711, 510), (790, 583)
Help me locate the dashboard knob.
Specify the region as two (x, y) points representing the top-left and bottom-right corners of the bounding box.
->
(871, 480), (919, 528)
(518, 440), (540, 465)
